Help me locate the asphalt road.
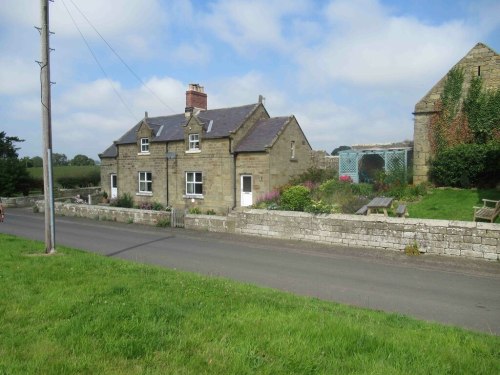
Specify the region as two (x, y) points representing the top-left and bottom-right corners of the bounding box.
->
(1, 207), (499, 335)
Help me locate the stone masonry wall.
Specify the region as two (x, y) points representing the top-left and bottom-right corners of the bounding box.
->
(185, 210), (500, 261)
(268, 117), (313, 188)
(38, 203), (499, 261)
(168, 138), (234, 214)
(37, 201), (170, 226)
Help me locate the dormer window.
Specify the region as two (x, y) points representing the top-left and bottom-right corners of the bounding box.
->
(188, 134), (199, 151)
(140, 138), (149, 153)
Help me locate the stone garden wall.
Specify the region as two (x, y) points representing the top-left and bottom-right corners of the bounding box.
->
(37, 201), (170, 226)
(37, 203), (499, 261)
(2, 187), (101, 208)
(185, 210), (499, 261)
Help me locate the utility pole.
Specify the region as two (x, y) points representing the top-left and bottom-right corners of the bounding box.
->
(39, 0), (56, 254)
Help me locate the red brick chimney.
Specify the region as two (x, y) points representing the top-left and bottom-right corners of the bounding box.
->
(185, 84), (207, 115)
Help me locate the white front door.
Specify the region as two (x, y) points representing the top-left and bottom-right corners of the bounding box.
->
(111, 174), (118, 198)
(241, 175), (252, 207)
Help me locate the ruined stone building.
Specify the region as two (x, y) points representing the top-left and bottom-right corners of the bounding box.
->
(413, 42), (499, 184)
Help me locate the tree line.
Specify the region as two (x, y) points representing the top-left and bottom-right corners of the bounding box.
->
(1, 131), (99, 197)
(21, 153), (97, 167)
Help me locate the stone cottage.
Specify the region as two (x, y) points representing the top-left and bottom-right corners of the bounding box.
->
(413, 42), (499, 184)
(99, 84), (313, 213)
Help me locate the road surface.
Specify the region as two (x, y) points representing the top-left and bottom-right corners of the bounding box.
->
(1, 207), (499, 334)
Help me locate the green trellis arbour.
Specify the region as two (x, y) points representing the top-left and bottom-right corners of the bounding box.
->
(338, 148), (412, 183)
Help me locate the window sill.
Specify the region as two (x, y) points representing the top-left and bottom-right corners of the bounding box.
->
(183, 194), (204, 200)
(185, 150), (201, 154)
(136, 192), (153, 196)
(138, 152), (151, 156)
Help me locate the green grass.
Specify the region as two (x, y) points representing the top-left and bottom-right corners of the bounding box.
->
(1, 235), (499, 374)
(407, 188), (500, 222)
(27, 165), (100, 180)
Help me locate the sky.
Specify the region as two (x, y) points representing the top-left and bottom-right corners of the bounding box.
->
(0, 0), (499, 160)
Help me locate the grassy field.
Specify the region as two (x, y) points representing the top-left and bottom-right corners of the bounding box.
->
(1, 234), (499, 374)
(407, 188), (500, 223)
(28, 166), (100, 180)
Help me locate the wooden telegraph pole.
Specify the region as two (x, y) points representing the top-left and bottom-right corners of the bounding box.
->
(39, 0), (56, 254)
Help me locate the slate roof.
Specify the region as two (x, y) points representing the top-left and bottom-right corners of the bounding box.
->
(99, 103), (295, 157)
(235, 116), (290, 152)
(111, 103), (259, 146)
(99, 143), (118, 158)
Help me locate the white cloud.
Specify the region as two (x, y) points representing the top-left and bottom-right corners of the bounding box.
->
(203, 0), (309, 54)
(48, 75), (186, 158)
(135, 76), (186, 116)
(0, 0), (166, 39)
(0, 57), (39, 96)
(297, 0), (478, 89)
(171, 43), (212, 66)
(209, 71), (287, 112)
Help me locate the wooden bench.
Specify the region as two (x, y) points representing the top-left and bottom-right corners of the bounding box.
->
(396, 204), (408, 217)
(355, 205), (368, 215)
(473, 199), (500, 223)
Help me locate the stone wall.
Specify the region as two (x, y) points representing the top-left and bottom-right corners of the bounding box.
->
(2, 187), (101, 208)
(185, 210), (499, 261)
(37, 202), (170, 226)
(311, 151), (339, 172)
(37, 203), (499, 261)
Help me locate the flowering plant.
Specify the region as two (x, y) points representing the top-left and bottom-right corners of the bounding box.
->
(339, 175), (353, 183)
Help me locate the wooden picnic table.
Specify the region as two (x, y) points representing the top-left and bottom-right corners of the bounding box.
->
(367, 197), (394, 216)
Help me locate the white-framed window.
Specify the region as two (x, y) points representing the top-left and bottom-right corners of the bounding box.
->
(139, 172), (152, 193)
(140, 138), (149, 153)
(186, 172), (203, 195)
(291, 141), (296, 159)
(188, 134), (199, 150)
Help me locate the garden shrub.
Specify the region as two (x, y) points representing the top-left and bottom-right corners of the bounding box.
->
(280, 185), (311, 211)
(254, 190), (280, 209)
(151, 201), (165, 211)
(188, 207), (202, 214)
(429, 142), (500, 188)
(350, 183), (374, 198)
(289, 167), (337, 185)
(110, 193), (134, 208)
(57, 169), (100, 188)
(304, 200), (335, 214)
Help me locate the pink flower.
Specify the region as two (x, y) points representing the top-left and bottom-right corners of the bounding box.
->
(339, 175), (353, 183)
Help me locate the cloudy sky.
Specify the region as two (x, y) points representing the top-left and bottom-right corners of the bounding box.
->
(1, 0), (499, 160)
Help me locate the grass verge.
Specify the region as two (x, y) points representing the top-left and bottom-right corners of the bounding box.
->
(1, 234), (499, 374)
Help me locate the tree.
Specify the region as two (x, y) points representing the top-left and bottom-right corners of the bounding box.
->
(52, 153), (68, 166)
(31, 156), (43, 167)
(0, 132), (31, 196)
(331, 146), (351, 156)
(70, 154), (95, 166)
(20, 156), (33, 168)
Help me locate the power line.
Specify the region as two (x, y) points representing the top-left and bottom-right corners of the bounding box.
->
(60, 0), (138, 122)
(67, 0), (177, 114)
